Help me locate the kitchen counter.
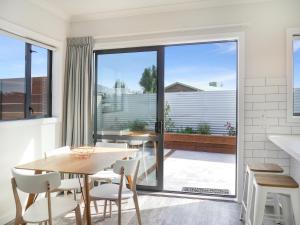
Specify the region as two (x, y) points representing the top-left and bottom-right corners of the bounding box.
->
(268, 135), (300, 161)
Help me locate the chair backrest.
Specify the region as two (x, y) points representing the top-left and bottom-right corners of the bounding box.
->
(45, 146), (71, 158)
(95, 142), (127, 149)
(113, 159), (140, 190)
(11, 168), (61, 194)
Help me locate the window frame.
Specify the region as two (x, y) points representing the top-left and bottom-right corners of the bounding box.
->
(0, 35), (52, 121)
(287, 29), (300, 122)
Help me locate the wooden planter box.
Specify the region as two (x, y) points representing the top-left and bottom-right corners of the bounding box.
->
(164, 133), (236, 154)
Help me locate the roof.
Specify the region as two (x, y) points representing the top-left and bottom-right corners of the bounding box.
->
(165, 82), (202, 92)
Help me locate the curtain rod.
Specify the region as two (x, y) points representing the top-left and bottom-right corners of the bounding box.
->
(0, 28), (57, 51)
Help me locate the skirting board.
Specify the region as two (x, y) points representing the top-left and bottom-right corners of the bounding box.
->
(0, 211), (14, 225)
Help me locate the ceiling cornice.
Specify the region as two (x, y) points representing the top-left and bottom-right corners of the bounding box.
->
(28, 0), (276, 23)
(71, 0), (275, 22)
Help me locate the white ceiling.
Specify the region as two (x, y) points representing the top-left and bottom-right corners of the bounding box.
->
(28, 0), (274, 21)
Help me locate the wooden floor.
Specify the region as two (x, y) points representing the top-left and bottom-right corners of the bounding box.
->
(8, 194), (244, 225)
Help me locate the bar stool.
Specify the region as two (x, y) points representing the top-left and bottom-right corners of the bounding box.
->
(248, 174), (300, 225)
(240, 163), (283, 223)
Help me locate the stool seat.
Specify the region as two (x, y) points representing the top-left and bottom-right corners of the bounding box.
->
(248, 163), (283, 173)
(255, 174), (299, 188)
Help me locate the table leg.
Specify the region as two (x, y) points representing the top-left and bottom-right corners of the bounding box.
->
(84, 174), (91, 225)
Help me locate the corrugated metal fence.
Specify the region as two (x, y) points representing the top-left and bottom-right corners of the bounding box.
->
(166, 91), (236, 134)
(97, 90), (237, 134)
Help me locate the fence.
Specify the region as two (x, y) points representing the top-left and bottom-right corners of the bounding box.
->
(0, 77), (48, 120)
(97, 90), (237, 134)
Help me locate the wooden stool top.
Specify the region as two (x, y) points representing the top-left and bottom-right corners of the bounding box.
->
(255, 174), (299, 188)
(248, 163), (283, 173)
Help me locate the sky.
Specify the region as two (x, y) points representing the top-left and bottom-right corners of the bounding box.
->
(0, 34), (48, 79)
(294, 39), (300, 88)
(98, 41), (238, 92)
(2, 32), (299, 92)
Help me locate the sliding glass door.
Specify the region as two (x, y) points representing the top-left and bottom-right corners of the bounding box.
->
(94, 47), (164, 190)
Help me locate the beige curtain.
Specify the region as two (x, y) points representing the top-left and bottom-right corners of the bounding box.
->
(62, 37), (94, 147)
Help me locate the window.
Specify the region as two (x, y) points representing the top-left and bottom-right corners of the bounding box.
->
(293, 36), (300, 116)
(0, 33), (52, 120)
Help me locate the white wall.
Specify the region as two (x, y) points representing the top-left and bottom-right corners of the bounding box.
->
(0, 0), (68, 223)
(70, 0), (300, 200)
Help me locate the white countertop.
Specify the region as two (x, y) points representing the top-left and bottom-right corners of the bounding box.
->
(268, 135), (300, 161)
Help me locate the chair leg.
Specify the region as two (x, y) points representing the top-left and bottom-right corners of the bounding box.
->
(74, 189), (77, 201)
(290, 191), (300, 225)
(103, 200), (107, 218)
(82, 204), (87, 225)
(109, 200), (112, 217)
(13, 217), (22, 225)
(75, 204), (82, 225)
(94, 201), (99, 213)
(252, 186), (267, 225)
(133, 193), (142, 225)
(117, 200), (121, 225)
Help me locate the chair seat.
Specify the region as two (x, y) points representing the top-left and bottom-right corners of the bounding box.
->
(90, 170), (120, 181)
(57, 178), (83, 191)
(23, 197), (77, 223)
(90, 183), (133, 200)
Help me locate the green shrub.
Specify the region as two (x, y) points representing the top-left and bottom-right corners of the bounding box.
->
(164, 102), (175, 132)
(176, 127), (195, 134)
(128, 120), (148, 131)
(196, 123), (211, 135)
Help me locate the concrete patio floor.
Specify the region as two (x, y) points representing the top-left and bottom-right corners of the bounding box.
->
(164, 150), (236, 195)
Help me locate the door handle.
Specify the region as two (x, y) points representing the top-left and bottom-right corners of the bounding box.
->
(155, 121), (164, 134)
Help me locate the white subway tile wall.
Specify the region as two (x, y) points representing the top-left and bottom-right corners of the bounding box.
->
(243, 76), (298, 174)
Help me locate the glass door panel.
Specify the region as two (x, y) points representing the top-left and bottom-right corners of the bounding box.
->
(95, 47), (164, 190)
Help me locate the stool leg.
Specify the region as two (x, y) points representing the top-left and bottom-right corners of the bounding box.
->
(290, 190), (300, 225)
(280, 194), (293, 225)
(240, 171), (248, 220)
(272, 194), (281, 224)
(253, 186), (267, 225)
(245, 171), (254, 224)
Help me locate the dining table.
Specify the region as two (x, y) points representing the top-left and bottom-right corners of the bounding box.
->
(15, 146), (139, 225)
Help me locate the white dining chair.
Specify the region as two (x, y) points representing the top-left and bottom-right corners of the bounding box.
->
(87, 159), (142, 225)
(92, 142), (128, 184)
(11, 168), (82, 225)
(91, 142), (128, 215)
(45, 146), (84, 200)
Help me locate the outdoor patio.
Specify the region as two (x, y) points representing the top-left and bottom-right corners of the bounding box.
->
(163, 149), (236, 195)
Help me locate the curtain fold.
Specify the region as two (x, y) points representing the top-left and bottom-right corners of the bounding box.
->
(62, 36), (94, 147)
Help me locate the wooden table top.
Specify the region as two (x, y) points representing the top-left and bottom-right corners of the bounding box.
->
(15, 147), (138, 175)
